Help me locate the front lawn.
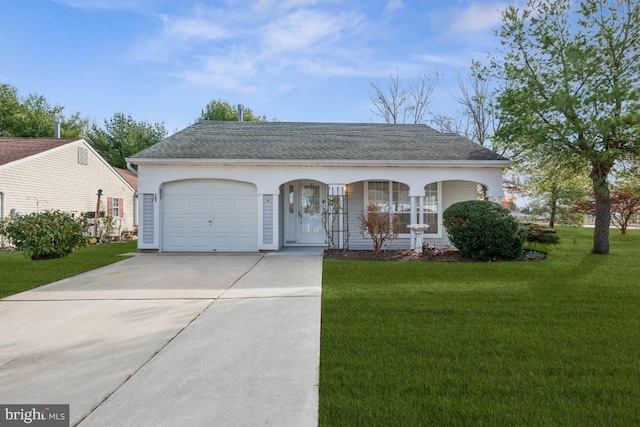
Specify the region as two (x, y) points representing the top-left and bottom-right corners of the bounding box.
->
(0, 241), (138, 298)
(320, 227), (640, 426)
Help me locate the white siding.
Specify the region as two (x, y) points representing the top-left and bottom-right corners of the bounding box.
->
(0, 140), (136, 233)
(442, 180), (477, 211)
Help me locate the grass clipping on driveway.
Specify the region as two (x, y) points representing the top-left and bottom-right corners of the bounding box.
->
(0, 241), (137, 298)
(319, 227), (640, 426)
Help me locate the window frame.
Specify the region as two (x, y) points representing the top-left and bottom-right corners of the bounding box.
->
(423, 182), (442, 237)
(364, 180), (412, 237)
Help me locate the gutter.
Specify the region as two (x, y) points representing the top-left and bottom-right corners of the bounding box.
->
(127, 158), (512, 168)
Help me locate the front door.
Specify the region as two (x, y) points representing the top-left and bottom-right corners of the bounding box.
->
(283, 181), (326, 245)
(299, 181), (325, 244)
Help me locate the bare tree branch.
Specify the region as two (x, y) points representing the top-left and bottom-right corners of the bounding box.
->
(369, 71), (437, 124)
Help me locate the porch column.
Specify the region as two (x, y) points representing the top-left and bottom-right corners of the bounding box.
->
(418, 196), (425, 225)
(410, 196), (417, 225)
(328, 184), (347, 250)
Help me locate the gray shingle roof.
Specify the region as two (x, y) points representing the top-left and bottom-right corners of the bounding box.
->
(130, 121), (509, 162)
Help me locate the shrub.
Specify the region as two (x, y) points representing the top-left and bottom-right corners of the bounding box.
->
(0, 210), (88, 260)
(359, 203), (401, 252)
(443, 200), (528, 261)
(523, 223), (560, 243)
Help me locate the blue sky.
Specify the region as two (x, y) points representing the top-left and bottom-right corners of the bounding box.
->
(0, 0), (509, 133)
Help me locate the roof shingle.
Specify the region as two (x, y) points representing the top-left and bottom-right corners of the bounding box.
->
(0, 138), (76, 166)
(130, 121), (509, 162)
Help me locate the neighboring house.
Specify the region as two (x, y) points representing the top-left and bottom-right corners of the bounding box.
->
(0, 137), (137, 237)
(128, 121), (511, 253)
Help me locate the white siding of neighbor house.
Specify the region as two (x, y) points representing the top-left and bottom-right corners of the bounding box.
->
(0, 140), (136, 234)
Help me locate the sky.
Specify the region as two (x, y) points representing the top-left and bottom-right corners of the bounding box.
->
(0, 0), (510, 134)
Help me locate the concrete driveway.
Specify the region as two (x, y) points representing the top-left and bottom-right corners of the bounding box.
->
(0, 252), (322, 426)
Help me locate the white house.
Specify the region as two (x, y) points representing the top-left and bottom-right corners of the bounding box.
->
(128, 121), (510, 252)
(0, 137), (137, 236)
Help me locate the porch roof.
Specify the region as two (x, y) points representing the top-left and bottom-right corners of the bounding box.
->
(130, 121), (509, 163)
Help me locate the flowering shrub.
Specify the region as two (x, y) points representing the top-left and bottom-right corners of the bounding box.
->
(1, 210), (88, 260)
(359, 203), (401, 252)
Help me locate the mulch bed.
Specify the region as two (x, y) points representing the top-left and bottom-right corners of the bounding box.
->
(323, 248), (546, 262)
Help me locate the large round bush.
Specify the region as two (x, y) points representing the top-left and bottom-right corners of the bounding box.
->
(443, 200), (527, 261)
(1, 210), (88, 260)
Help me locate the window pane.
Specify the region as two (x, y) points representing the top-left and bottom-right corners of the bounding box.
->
(289, 185), (295, 214)
(423, 183), (438, 233)
(301, 184), (320, 214)
(368, 181), (389, 212)
(392, 182), (410, 231)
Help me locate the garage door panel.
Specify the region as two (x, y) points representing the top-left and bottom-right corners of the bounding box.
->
(162, 180), (257, 252)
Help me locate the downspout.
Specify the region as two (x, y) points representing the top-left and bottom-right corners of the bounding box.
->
(126, 161), (138, 176)
(0, 191), (5, 219)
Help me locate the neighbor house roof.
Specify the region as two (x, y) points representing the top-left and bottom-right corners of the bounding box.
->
(129, 121), (510, 163)
(0, 137), (76, 166)
(114, 167), (138, 191)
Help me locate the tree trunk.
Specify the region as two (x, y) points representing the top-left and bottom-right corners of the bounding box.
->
(591, 162), (611, 254)
(549, 187), (558, 229)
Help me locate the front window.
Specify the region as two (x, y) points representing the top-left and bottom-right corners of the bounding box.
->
(366, 181), (410, 234)
(111, 197), (120, 217)
(423, 183), (439, 233)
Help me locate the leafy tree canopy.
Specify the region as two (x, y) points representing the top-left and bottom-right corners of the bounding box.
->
(85, 112), (167, 169)
(0, 83), (87, 138)
(492, 0), (640, 254)
(199, 99), (267, 122)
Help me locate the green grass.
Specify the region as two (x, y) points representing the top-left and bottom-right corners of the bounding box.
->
(0, 241), (138, 298)
(320, 227), (640, 426)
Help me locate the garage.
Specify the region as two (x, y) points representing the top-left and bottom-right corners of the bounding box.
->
(162, 180), (257, 252)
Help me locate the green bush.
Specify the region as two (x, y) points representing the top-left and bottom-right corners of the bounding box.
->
(0, 210), (88, 260)
(523, 223), (560, 243)
(443, 200), (528, 261)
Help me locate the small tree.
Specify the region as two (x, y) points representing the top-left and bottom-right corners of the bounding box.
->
(0, 210), (88, 260)
(199, 99), (267, 122)
(359, 203), (401, 252)
(573, 187), (640, 235)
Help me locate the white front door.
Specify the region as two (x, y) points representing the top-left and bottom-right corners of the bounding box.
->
(283, 181), (326, 245)
(298, 181), (325, 244)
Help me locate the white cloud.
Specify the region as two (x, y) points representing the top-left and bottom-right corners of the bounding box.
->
(448, 2), (507, 33)
(163, 17), (228, 42)
(132, 2), (369, 92)
(385, 0), (404, 14)
(418, 53), (471, 68)
(262, 9), (362, 53)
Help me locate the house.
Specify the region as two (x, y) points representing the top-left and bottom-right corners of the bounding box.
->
(128, 121), (510, 252)
(0, 137), (137, 237)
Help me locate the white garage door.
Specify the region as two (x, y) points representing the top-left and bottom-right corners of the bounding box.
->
(162, 180), (257, 252)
